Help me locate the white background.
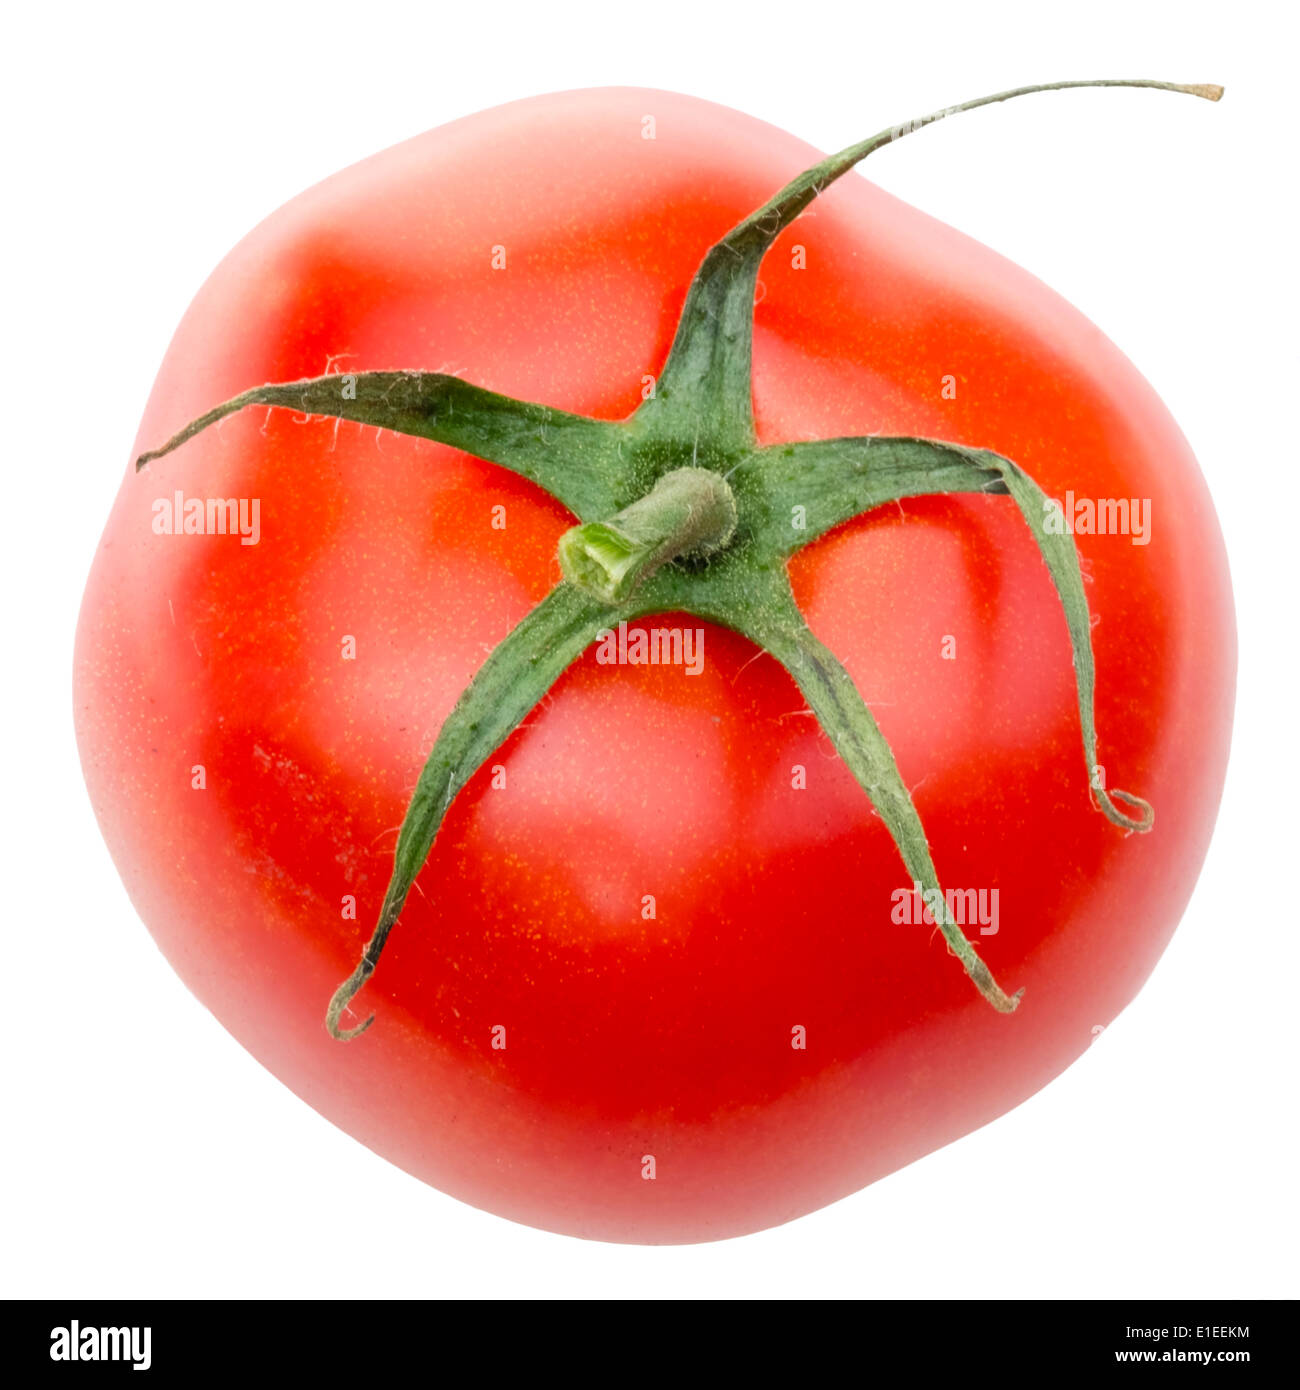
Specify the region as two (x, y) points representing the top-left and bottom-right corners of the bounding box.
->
(3, 0), (1295, 1299)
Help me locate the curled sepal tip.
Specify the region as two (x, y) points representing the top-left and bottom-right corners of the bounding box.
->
(1096, 785), (1155, 834)
(326, 960), (378, 1042)
(327, 896), (402, 1040)
(981, 449), (1156, 838)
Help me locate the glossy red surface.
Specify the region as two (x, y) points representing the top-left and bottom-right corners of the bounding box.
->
(75, 88), (1234, 1241)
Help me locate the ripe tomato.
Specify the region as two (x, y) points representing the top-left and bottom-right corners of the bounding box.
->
(75, 85), (1233, 1242)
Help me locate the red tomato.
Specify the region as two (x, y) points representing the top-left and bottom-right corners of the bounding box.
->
(75, 87), (1233, 1242)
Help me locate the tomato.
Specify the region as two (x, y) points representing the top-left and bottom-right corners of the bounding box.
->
(75, 82), (1233, 1243)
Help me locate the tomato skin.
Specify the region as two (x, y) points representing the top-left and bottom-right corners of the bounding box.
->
(75, 88), (1234, 1242)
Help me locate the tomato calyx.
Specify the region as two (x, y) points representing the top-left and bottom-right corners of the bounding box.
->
(135, 78), (1220, 1039)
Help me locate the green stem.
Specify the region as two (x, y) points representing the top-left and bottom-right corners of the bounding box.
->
(557, 466), (738, 604)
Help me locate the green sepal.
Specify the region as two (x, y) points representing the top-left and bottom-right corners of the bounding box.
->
(748, 435), (1010, 555)
(326, 582), (618, 1039)
(736, 585), (1022, 1012)
(136, 370), (630, 521)
(757, 435), (1153, 833)
(631, 79), (1219, 460)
